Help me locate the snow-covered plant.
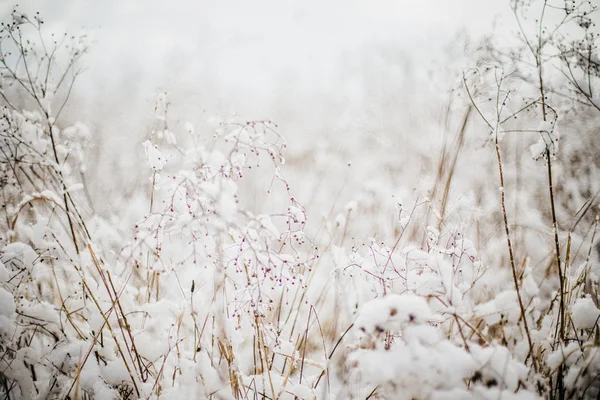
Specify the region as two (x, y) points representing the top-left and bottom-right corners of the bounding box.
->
(460, 1), (600, 397)
(1, 3), (599, 400)
(114, 93), (321, 398)
(313, 215), (539, 398)
(346, 294), (536, 400)
(0, 7), (101, 400)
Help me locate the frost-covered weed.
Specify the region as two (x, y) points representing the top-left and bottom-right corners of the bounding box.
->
(1, 2), (600, 400)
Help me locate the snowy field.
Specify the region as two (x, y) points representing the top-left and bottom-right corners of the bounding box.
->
(1, 0), (600, 399)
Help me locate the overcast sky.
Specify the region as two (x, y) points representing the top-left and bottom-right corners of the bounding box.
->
(2, 0), (511, 117)
(0, 0), (521, 221)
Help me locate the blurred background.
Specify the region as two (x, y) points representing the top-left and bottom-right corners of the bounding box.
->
(3, 0), (597, 269)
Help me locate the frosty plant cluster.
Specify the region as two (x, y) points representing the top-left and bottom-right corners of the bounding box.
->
(458, 0), (600, 398)
(1, 3), (600, 400)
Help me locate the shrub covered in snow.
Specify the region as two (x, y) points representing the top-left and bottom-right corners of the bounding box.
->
(1, 2), (600, 400)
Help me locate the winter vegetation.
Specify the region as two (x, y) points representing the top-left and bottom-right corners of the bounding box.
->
(1, 1), (600, 399)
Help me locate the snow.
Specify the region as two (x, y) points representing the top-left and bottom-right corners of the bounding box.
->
(547, 341), (581, 370)
(185, 121), (195, 134)
(0, 261), (8, 283)
(66, 183), (84, 193)
(474, 290), (519, 325)
(288, 205), (306, 224)
(571, 296), (600, 330)
(523, 273), (539, 297)
(355, 293), (435, 334)
(143, 140), (167, 171)
(38, 190), (63, 205)
(1, 1), (598, 399)
(0, 286), (15, 319)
